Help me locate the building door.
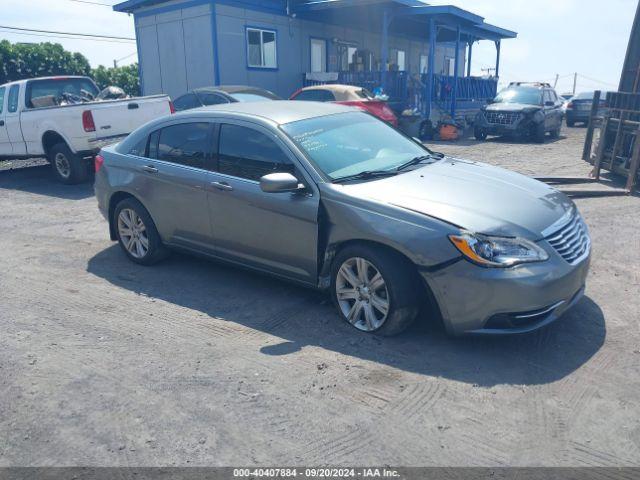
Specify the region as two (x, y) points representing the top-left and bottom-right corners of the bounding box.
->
(310, 38), (327, 73)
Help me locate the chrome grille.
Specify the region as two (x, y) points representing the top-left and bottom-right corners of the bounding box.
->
(545, 213), (591, 264)
(485, 111), (520, 125)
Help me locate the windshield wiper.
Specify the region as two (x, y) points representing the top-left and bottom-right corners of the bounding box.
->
(395, 155), (437, 172)
(332, 170), (399, 183)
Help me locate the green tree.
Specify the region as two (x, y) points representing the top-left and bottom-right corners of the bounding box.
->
(0, 40), (91, 84)
(0, 40), (141, 97)
(91, 63), (141, 97)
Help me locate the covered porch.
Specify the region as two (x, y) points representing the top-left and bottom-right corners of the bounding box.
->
(294, 0), (517, 121)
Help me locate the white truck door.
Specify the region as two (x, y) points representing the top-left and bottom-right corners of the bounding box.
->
(0, 86), (11, 156)
(5, 84), (27, 156)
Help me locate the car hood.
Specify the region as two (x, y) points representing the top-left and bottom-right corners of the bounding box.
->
(336, 157), (575, 239)
(485, 103), (541, 112)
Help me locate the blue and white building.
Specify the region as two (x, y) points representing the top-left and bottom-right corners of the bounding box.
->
(114, 0), (517, 119)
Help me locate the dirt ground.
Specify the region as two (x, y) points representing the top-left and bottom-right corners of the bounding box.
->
(1, 127), (639, 467)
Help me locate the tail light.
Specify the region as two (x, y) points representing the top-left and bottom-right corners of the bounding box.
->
(566, 102), (574, 110)
(94, 154), (104, 173)
(169, 101), (176, 114)
(82, 110), (96, 132)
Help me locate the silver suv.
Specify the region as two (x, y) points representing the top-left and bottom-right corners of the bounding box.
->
(95, 102), (591, 336)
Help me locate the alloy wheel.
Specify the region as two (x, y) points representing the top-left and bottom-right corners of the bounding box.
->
(54, 152), (71, 179)
(335, 257), (390, 332)
(117, 208), (149, 259)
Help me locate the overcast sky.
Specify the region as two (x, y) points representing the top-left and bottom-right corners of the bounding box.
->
(1, 0), (637, 94)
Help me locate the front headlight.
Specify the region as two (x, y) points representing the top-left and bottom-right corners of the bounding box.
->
(449, 232), (549, 268)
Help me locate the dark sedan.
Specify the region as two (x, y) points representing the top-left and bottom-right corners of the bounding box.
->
(172, 85), (281, 112)
(565, 91), (608, 127)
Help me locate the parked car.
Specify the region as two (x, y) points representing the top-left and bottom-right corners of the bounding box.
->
(172, 86), (281, 112)
(565, 91), (608, 127)
(95, 101), (591, 337)
(474, 82), (564, 143)
(289, 84), (398, 126)
(0, 76), (172, 184)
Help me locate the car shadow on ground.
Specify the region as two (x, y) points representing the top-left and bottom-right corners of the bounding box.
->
(0, 164), (94, 200)
(87, 245), (606, 388)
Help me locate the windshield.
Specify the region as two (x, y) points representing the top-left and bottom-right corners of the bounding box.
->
(229, 91), (279, 102)
(281, 112), (429, 180)
(493, 88), (542, 106)
(26, 78), (100, 108)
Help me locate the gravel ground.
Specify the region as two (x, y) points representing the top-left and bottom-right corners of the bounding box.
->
(0, 127), (639, 467)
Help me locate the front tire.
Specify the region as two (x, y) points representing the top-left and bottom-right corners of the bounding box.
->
(330, 245), (419, 336)
(533, 123), (546, 143)
(474, 126), (487, 141)
(49, 142), (88, 184)
(114, 198), (168, 265)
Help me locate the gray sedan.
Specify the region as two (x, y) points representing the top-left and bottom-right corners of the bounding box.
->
(94, 101), (591, 336)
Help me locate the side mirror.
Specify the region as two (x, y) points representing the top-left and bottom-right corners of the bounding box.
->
(260, 172), (302, 193)
(545, 101), (555, 107)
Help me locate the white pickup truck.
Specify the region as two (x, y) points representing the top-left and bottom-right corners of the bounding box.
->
(0, 76), (172, 183)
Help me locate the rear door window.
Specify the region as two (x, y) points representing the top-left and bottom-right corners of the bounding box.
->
(150, 123), (211, 169)
(8, 85), (20, 113)
(199, 92), (229, 106)
(172, 93), (200, 111)
(217, 124), (294, 181)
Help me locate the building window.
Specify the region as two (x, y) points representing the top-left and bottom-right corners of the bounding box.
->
(337, 44), (358, 72)
(397, 50), (406, 71)
(247, 28), (277, 69)
(444, 56), (456, 76)
(310, 38), (327, 73)
(420, 54), (428, 74)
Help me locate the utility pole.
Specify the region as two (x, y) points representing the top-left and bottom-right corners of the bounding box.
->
(113, 59), (118, 68)
(553, 73), (559, 88)
(572, 72), (578, 95)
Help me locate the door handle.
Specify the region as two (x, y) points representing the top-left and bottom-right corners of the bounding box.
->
(128, 103), (139, 110)
(141, 165), (158, 173)
(0, 120), (4, 126)
(211, 181), (233, 191)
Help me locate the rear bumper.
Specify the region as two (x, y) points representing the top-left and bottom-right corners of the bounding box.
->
(566, 110), (590, 122)
(423, 252), (591, 336)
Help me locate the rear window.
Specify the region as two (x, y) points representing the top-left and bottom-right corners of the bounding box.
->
(228, 92), (278, 103)
(575, 91), (608, 100)
(26, 78), (99, 108)
(292, 89), (335, 102)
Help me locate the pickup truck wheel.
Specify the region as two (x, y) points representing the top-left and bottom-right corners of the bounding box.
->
(114, 198), (168, 266)
(49, 142), (88, 184)
(331, 245), (419, 337)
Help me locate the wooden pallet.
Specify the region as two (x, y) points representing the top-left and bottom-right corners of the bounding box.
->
(583, 91), (640, 193)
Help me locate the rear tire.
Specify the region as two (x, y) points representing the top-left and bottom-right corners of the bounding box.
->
(113, 197), (168, 266)
(566, 119), (575, 127)
(550, 126), (561, 139)
(330, 244), (420, 337)
(474, 126), (487, 141)
(49, 142), (88, 184)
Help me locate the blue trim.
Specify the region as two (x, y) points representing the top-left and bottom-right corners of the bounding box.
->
(211, 4), (221, 85)
(134, 24), (145, 95)
(309, 36), (329, 73)
(245, 25), (279, 71)
(133, 0), (211, 19)
(118, 0), (287, 16)
(451, 24), (460, 117)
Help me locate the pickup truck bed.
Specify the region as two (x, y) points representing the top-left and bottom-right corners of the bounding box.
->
(0, 76), (172, 183)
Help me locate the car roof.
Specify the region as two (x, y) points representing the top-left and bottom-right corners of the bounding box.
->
(192, 85), (276, 95)
(300, 84), (366, 101)
(176, 100), (355, 125)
